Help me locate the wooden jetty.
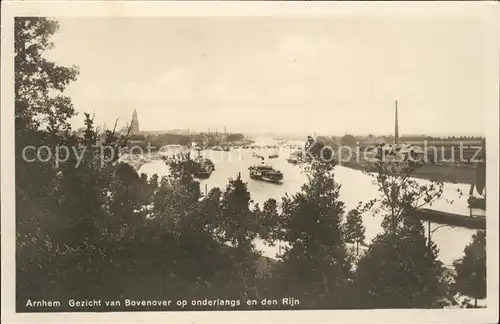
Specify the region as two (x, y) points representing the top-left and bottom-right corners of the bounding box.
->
(412, 208), (485, 230)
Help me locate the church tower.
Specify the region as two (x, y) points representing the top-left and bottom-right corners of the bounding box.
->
(131, 109), (140, 134)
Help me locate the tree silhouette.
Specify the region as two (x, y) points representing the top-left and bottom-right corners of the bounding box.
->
(341, 134), (357, 147)
(352, 159), (450, 308)
(15, 18), (79, 134)
(254, 198), (280, 245)
(354, 217), (448, 308)
(344, 208), (366, 255)
(453, 230), (486, 308)
(15, 17), (83, 303)
(369, 158), (443, 234)
(273, 159), (353, 308)
(217, 174), (261, 300)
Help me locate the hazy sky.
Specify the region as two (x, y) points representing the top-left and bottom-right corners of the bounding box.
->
(46, 16), (486, 136)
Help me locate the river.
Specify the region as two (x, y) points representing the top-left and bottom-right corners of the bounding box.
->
(138, 146), (481, 267)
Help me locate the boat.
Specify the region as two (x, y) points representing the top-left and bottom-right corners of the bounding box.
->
(268, 153), (279, 159)
(467, 196), (486, 210)
(248, 164), (283, 183)
(193, 157), (215, 179)
(286, 150), (303, 164)
(467, 158), (486, 210)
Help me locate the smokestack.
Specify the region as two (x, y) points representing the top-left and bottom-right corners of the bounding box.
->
(395, 100), (399, 145)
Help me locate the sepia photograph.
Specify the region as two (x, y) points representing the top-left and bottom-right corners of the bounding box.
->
(1, 1), (499, 323)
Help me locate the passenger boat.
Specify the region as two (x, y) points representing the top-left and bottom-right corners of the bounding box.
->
(248, 164), (283, 183)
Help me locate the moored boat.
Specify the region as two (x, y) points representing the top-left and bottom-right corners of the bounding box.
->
(193, 157), (215, 179)
(467, 196), (486, 210)
(467, 159), (486, 210)
(286, 150), (303, 164)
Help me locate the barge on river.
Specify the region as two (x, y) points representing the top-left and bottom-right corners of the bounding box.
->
(193, 157), (215, 179)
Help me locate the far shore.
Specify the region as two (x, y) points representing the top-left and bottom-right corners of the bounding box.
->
(121, 147), (478, 185)
(341, 161), (476, 185)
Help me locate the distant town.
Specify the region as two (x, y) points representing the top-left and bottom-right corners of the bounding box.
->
(73, 108), (485, 147)
(71, 107), (485, 186)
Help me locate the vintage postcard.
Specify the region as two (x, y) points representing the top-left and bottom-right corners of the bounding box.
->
(1, 1), (499, 323)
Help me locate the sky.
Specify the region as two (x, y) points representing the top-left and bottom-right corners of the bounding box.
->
(45, 16), (487, 136)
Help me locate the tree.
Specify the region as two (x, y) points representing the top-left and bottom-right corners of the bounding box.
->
(55, 113), (109, 247)
(303, 136), (336, 163)
(15, 17), (142, 305)
(272, 159), (353, 308)
(218, 174), (256, 250)
(370, 158), (444, 234)
(340, 134), (357, 147)
(354, 217), (448, 308)
(15, 17), (80, 240)
(151, 153), (201, 237)
(216, 174), (261, 300)
(255, 198), (280, 245)
(344, 207), (366, 255)
(453, 230), (486, 307)
(201, 187), (223, 235)
(351, 159), (449, 308)
(15, 18), (79, 134)
(225, 133), (245, 142)
(15, 18), (83, 304)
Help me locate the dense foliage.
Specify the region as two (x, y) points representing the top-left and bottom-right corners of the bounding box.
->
(453, 230), (487, 308)
(15, 18), (486, 311)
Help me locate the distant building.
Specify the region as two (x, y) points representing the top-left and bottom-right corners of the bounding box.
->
(120, 109), (140, 135)
(130, 109), (140, 134)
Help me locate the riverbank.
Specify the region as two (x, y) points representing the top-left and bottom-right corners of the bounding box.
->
(341, 160), (476, 185)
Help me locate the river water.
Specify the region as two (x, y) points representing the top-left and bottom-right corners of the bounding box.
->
(138, 145), (482, 267)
